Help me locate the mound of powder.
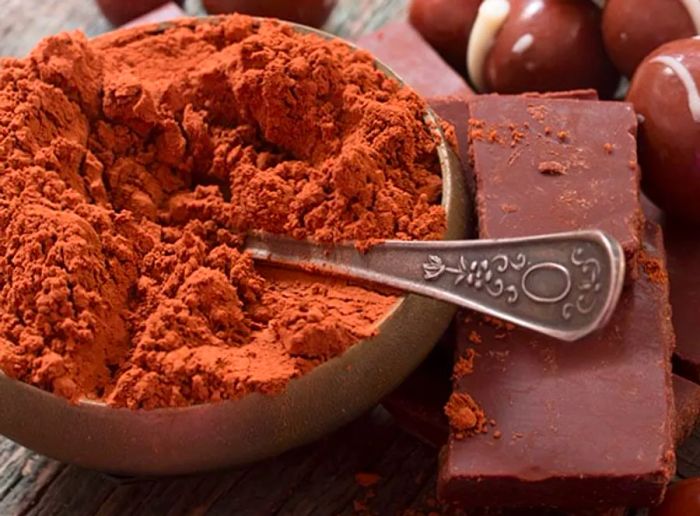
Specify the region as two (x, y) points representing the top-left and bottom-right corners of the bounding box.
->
(0, 15), (445, 409)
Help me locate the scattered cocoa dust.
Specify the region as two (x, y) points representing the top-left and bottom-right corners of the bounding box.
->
(467, 330), (482, 345)
(479, 315), (515, 332)
(444, 392), (487, 439)
(639, 251), (668, 285)
(452, 349), (475, 379)
(0, 16), (445, 408)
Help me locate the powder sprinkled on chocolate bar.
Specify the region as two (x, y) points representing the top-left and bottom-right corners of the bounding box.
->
(445, 392), (487, 438)
(480, 315), (515, 332)
(467, 95), (643, 268)
(639, 251), (669, 285)
(453, 349), (475, 379)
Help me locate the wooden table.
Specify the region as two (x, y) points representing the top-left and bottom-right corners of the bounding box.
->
(0, 1), (697, 514)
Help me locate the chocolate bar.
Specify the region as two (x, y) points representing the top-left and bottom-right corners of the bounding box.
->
(427, 91), (605, 225)
(643, 196), (700, 385)
(387, 358), (700, 452)
(467, 95), (643, 269)
(355, 21), (473, 101)
(674, 375), (700, 445)
(438, 221), (675, 508)
(665, 223), (700, 383)
(437, 95), (673, 508)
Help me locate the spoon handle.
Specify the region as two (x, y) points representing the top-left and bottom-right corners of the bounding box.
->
(245, 230), (625, 342)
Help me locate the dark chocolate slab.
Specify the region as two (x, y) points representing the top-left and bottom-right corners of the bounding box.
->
(674, 375), (700, 446)
(467, 95), (643, 267)
(429, 102), (605, 203)
(355, 21), (473, 101)
(642, 196), (700, 385)
(665, 224), (700, 384)
(438, 221), (675, 509)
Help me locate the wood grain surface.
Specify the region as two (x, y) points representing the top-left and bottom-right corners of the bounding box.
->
(0, 1), (697, 515)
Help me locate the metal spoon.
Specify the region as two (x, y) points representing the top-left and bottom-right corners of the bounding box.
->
(246, 230), (625, 342)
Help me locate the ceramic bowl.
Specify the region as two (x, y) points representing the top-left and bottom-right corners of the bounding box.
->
(0, 17), (468, 475)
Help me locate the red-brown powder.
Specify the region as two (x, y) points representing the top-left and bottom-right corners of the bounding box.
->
(452, 348), (475, 379)
(444, 392), (486, 439)
(639, 251), (668, 286)
(0, 16), (445, 408)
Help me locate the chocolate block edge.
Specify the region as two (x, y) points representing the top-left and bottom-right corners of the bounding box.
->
(437, 220), (675, 509)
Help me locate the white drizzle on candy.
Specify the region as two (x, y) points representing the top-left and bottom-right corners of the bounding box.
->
(680, 0), (700, 34)
(512, 33), (534, 54)
(467, 0), (511, 92)
(467, 0), (604, 91)
(651, 56), (700, 123)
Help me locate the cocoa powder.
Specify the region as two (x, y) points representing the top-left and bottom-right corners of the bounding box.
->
(0, 16), (445, 408)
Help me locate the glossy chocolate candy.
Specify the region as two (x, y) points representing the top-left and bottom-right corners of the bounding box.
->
(409, 0), (481, 75)
(627, 38), (700, 225)
(468, 0), (618, 97)
(603, 0), (699, 77)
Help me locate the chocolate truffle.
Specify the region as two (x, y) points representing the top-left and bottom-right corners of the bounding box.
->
(467, 0), (619, 97)
(627, 38), (700, 225)
(202, 0), (336, 28)
(603, 0), (699, 78)
(409, 0), (481, 75)
(650, 478), (700, 516)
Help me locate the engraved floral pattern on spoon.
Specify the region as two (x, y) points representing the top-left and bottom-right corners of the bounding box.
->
(422, 246), (604, 321)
